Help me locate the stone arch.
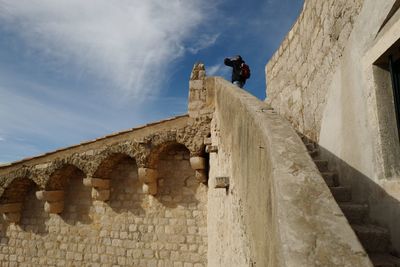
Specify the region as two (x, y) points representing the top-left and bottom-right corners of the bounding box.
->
(93, 153), (143, 213)
(147, 141), (189, 169)
(0, 177), (37, 223)
(94, 152), (135, 179)
(42, 164), (91, 225)
(150, 142), (202, 209)
(45, 164), (85, 191)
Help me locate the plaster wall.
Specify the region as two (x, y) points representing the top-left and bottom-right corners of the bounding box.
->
(206, 77), (371, 267)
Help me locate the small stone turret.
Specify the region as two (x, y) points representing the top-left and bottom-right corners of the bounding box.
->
(188, 63), (215, 118)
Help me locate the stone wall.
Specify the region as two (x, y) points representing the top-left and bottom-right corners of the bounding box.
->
(0, 115), (210, 266)
(206, 77), (372, 267)
(0, 145), (207, 267)
(266, 0), (400, 255)
(266, 0), (364, 140)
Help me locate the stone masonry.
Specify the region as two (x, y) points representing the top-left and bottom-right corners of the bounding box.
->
(266, 0), (364, 141)
(0, 87), (211, 267)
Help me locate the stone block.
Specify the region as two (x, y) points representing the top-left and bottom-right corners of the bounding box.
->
(91, 188), (110, 201)
(36, 190), (64, 202)
(2, 212), (21, 223)
(138, 168), (158, 183)
(215, 177), (229, 189)
(203, 137), (212, 145)
(0, 203), (22, 213)
(195, 170), (207, 183)
(83, 177), (110, 189)
(190, 157), (206, 170)
(189, 80), (204, 90)
(44, 201), (64, 214)
(142, 182), (157, 196)
(205, 145), (218, 153)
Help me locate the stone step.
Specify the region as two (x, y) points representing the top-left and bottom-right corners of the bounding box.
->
(369, 253), (400, 267)
(352, 224), (390, 253)
(306, 142), (316, 151)
(308, 149), (319, 158)
(314, 159), (329, 172)
(320, 171), (339, 187)
(339, 203), (368, 224)
(330, 186), (352, 202)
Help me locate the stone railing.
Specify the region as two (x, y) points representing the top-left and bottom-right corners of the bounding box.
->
(207, 77), (372, 267)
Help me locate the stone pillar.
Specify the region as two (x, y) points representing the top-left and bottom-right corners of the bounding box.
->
(190, 156), (208, 183)
(188, 63), (215, 118)
(36, 190), (65, 214)
(138, 168), (158, 195)
(83, 177), (111, 201)
(0, 203), (23, 223)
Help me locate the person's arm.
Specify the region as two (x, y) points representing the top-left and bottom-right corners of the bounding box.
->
(224, 58), (233, 67)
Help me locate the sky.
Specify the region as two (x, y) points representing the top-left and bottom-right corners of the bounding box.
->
(0, 0), (304, 163)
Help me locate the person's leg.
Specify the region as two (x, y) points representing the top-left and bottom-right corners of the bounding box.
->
(233, 81), (243, 88)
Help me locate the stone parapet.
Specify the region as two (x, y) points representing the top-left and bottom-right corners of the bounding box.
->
(208, 77), (373, 267)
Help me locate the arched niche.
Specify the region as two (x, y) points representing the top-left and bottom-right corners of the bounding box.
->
(41, 164), (91, 225)
(0, 177), (37, 223)
(146, 142), (205, 206)
(92, 153), (141, 213)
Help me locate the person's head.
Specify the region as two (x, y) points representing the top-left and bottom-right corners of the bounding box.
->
(236, 55), (242, 61)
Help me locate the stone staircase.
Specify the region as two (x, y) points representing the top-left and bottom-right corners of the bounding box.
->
(301, 136), (400, 267)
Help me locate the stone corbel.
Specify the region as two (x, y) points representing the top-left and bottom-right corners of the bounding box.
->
(190, 156), (207, 183)
(36, 190), (65, 214)
(138, 168), (158, 195)
(0, 203), (23, 223)
(83, 177), (111, 201)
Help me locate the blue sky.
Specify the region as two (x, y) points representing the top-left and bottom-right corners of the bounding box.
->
(0, 0), (303, 163)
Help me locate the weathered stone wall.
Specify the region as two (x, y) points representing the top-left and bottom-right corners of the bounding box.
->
(207, 77), (372, 267)
(266, 0), (364, 140)
(0, 116), (209, 266)
(0, 145), (207, 266)
(267, 0), (400, 255)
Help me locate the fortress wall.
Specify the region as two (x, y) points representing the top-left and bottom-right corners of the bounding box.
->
(206, 77), (371, 267)
(266, 0), (364, 140)
(267, 0), (400, 253)
(0, 122), (208, 266)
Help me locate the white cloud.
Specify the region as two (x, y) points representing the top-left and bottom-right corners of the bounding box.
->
(207, 63), (230, 77)
(0, 74), (189, 163)
(0, 0), (217, 100)
(187, 34), (220, 54)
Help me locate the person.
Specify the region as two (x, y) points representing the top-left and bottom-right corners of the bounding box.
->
(224, 55), (250, 88)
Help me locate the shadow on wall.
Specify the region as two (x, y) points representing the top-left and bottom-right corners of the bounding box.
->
(0, 177), (49, 237)
(20, 185), (49, 235)
(304, 135), (400, 255)
(108, 157), (145, 215)
(155, 143), (200, 209)
(61, 175), (92, 225)
(46, 165), (93, 226)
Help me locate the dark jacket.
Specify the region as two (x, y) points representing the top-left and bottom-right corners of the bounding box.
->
(224, 56), (245, 84)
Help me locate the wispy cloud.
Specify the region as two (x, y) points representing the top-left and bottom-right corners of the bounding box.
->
(0, 0), (217, 100)
(187, 34), (220, 54)
(0, 73), (188, 162)
(207, 63), (230, 77)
